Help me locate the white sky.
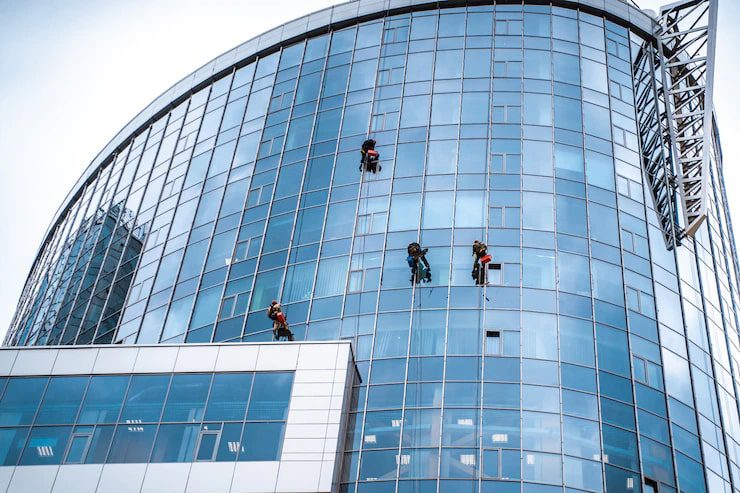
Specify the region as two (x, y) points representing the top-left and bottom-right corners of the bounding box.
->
(0, 0), (737, 341)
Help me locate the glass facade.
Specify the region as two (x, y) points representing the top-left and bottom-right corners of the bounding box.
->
(0, 371), (294, 465)
(5, 2), (740, 493)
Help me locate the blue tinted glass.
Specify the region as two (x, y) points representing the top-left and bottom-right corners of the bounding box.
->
(443, 409), (478, 446)
(360, 449), (398, 481)
(35, 376), (88, 424)
(120, 375), (170, 423)
(79, 376), (129, 424)
(0, 377), (47, 425)
(0, 427), (29, 466)
(85, 425), (115, 464)
(364, 411), (402, 449)
(107, 424), (157, 463)
(399, 448), (439, 479)
(150, 424), (199, 462)
(205, 373), (253, 421)
(247, 372), (293, 420)
(215, 423), (244, 461)
(240, 422), (285, 460)
(162, 374), (211, 422)
(19, 426), (71, 465)
(403, 409), (441, 447)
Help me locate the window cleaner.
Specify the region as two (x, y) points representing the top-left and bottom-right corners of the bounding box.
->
(267, 301), (294, 341)
(407, 242), (432, 284)
(360, 139), (381, 173)
(472, 240), (491, 286)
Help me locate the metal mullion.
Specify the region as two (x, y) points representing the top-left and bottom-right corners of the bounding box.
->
(375, 14), (415, 493)
(478, 6), (496, 489)
(538, 9), (570, 488)
(421, 14), (448, 493)
(503, 3), (527, 485)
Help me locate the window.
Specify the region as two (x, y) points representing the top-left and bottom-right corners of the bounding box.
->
(487, 264), (502, 285)
(627, 286), (656, 317)
(0, 377), (47, 426)
(64, 428), (94, 464)
(493, 105), (521, 124)
(489, 206), (520, 228)
(494, 60), (522, 77)
(35, 376), (88, 425)
(644, 478), (659, 493)
(632, 355), (664, 390)
(196, 424), (221, 461)
(617, 175), (642, 200)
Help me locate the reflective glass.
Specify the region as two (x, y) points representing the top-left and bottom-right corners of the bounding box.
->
(120, 375), (170, 423)
(162, 374), (211, 422)
(0, 378), (47, 426)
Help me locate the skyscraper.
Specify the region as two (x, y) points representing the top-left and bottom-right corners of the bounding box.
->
(1, 1), (732, 492)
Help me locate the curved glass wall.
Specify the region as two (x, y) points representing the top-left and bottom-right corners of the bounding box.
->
(7, 3), (740, 493)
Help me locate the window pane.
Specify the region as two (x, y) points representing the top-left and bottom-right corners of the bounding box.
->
(85, 425), (115, 463)
(162, 374), (211, 422)
(120, 375), (170, 423)
(0, 427), (29, 466)
(79, 375), (130, 424)
(215, 423), (244, 461)
(64, 434), (89, 464)
(205, 373), (253, 421)
(35, 376), (88, 424)
(19, 426), (71, 465)
(247, 372), (293, 420)
(150, 424), (199, 462)
(0, 377), (47, 425)
(107, 424), (157, 463)
(240, 422), (285, 461)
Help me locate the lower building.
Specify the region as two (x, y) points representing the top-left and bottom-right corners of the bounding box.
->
(0, 342), (355, 493)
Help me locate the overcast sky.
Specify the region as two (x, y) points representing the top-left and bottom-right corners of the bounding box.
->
(0, 0), (737, 341)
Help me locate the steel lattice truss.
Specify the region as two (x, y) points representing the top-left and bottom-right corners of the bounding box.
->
(658, 0), (718, 238)
(634, 40), (684, 250)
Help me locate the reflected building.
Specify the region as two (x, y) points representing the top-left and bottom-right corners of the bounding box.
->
(2, 1), (735, 493)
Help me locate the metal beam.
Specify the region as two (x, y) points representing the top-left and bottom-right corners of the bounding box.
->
(658, 0), (718, 237)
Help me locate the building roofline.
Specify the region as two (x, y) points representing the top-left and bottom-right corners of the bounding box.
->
(36, 0), (657, 266)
